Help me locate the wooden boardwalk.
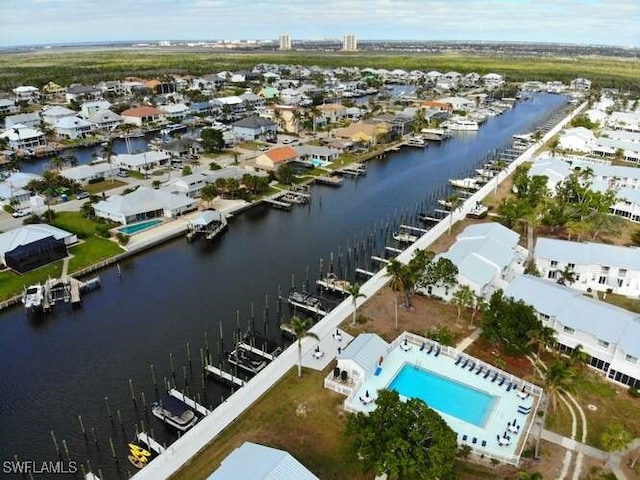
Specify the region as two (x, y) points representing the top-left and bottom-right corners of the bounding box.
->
(168, 388), (211, 416)
(137, 432), (166, 455)
(204, 365), (245, 387)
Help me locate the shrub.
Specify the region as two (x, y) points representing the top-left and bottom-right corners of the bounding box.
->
(96, 225), (111, 238)
(88, 176), (105, 184)
(116, 233), (129, 246)
(22, 214), (41, 225)
(628, 386), (640, 398)
(3, 204), (14, 214)
(424, 325), (453, 346)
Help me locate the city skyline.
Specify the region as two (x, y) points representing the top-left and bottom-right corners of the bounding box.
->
(1, 0), (639, 48)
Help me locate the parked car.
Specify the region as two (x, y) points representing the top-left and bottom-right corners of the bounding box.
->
(259, 145), (269, 152)
(12, 208), (32, 218)
(76, 192), (90, 200)
(117, 170), (129, 178)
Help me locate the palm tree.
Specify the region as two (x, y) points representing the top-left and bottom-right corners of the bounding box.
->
(568, 344), (590, 372)
(556, 266), (576, 286)
(469, 293), (486, 328)
(451, 285), (474, 325)
(101, 140), (116, 183)
(151, 180), (161, 190)
(309, 105), (321, 133)
(386, 259), (405, 308)
(528, 325), (557, 370)
(346, 283), (367, 327)
(535, 361), (576, 458)
(50, 156), (65, 171)
(493, 158), (508, 195)
(601, 424), (632, 452)
(291, 316), (319, 378)
(517, 471), (543, 480)
(200, 184), (219, 207)
(445, 194), (463, 236)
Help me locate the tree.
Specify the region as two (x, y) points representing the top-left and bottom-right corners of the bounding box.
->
(568, 344), (590, 372)
(200, 184), (219, 207)
(50, 156), (65, 171)
(469, 294), (486, 328)
(451, 285), (474, 324)
(421, 257), (458, 293)
(518, 471), (544, 480)
(386, 258), (406, 312)
(182, 165), (193, 176)
(346, 283), (366, 327)
(528, 325), (557, 370)
(481, 290), (542, 356)
(556, 266), (576, 286)
(601, 424), (632, 452)
(444, 194), (463, 235)
(201, 128), (225, 152)
(344, 390), (458, 480)
(151, 180), (161, 190)
(276, 164), (295, 185)
(492, 158), (508, 195)
(290, 316), (319, 378)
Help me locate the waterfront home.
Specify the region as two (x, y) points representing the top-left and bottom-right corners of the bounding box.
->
(4, 112), (41, 129)
(114, 151), (170, 173)
(0, 172), (40, 206)
(212, 96), (246, 119)
(333, 122), (391, 145)
(189, 101), (217, 116)
(41, 106), (76, 125)
(317, 103), (347, 124)
(295, 145), (340, 164)
(425, 223), (527, 300)
(160, 138), (202, 159)
(505, 275), (640, 389)
(65, 84), (100, 103)
(93, 186), (196, 224)
(263, 105), (300, 133)
(0, 224), (77, 273)
(279, 88), (302, 106)
(41, 81), (66, 100)
(12, 86), (40, 103)
(0, 99), (18, 116)
(0, 124), (46, 150)
(204, 165), (268, 184)
(558, 127), (596, 153)
(121, 106), (163, 126)
(54, 116), (93, 140)
(534, 237), (640, 297)
(87, 109), (123, 132)
(255, 146), (298, 170)
(232, 116), (277, 142)
(421, 100), (454, 114)
(607, 111), (640, 133)
(206, 442), (319, 480)
(60, 162), (119, 185)
(439, 96), (475, 111)
(80, 100), (112, 118)
(239, 92), (266, 111)
(161, 172), (209, 198)
(482, 73), (505, 88)
(570, 78), (592, 91)
(159, 103), (190, 121)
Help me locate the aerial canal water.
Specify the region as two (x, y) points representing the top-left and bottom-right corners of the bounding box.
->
(0, 93), (568, 478)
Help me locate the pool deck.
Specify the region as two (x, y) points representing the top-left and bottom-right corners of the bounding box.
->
(334, 332), (542, 466)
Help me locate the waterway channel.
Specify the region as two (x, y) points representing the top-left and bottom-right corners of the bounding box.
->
(0, 93), (568, 478)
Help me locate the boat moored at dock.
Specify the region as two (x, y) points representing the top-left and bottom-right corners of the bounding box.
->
(22, 284), (45, 315)
(151, 396), (197, 431)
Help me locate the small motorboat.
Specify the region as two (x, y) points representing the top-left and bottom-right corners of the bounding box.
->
(152, 396), (197, 431)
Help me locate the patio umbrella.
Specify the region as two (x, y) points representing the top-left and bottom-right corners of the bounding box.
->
(513, 418), (517, 425)
(365, 390), (370, 398)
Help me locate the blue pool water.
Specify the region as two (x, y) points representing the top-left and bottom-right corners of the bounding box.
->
(118, 219), (163, 235)
(389, 364), (496, 427)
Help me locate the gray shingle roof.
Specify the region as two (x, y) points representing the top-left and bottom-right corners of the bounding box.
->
(232, 116), (276, 129)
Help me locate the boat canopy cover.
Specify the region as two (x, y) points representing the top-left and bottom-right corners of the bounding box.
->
(160, 395), (190, 416)
(190, 210), (223, 226)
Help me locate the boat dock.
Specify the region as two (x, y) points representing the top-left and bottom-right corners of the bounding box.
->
(286, 298), (327, 316)
(238, 342), (275, 362)
(399, 224), (429, 234)
(355, 268), (375, 277)
(263, 198), (292, 210)
(39, 276), (101, 312)
(337, 162), (367, 177)
(371, 255), (390, 265)
(316, 273), (351, 294)
(204, 364), (245, 387)
(137, 432), (166, 455)
(314, 176), (343, 187)
(187, 210), (228, 242)
(385, 246), (403, 254)
(168, 388), (211, 416)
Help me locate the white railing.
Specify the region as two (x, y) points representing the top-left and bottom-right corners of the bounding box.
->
(324, 376), (355, 396)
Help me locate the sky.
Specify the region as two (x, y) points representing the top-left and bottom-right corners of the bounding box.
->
(1, 0), (639, 48)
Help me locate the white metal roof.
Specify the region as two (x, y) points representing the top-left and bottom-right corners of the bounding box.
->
(94, 186), (194, 217)
(207, 442), (318, 480)
(337, 333), (388, 373)
(535, 237), (640, 271)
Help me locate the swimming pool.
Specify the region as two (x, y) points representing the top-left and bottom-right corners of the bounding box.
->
(118, 219), (163, 235)
(389, 364), (497, 427)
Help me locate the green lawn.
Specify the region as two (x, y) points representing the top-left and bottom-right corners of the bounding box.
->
(83, 180), (127, 195)
(0, 261), (64, 302)
(51, 211), (100, 236)
(128, 171), (146, 180)
(68, 237), (123, 273)
(595, 291), (640, 314)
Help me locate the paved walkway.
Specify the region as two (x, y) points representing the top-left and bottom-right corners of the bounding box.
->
(455, 327), (482, 351)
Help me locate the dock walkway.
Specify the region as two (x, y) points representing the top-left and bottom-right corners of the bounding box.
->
(204, 365), (245, 387)
(137, 432), (166, 455)
(168, 388), (211, 416)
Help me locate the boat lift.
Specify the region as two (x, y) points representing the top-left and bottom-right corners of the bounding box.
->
(168, 388), (211, 416)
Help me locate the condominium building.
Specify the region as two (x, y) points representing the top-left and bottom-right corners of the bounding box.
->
(279, 34), (292, 51)
(342, 34), (357, 52)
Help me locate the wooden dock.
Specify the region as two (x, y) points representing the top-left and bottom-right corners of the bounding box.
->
(399, 224), (429, 234)
(238, 342), (275, 362)
(316, 275), (351, 295)
(263, 198), (292, 210)
(168, 388), (211, 416)
(371, 256), (390, 265)
(315, 176), (343, 187)
(137, 432), (166, 455)
(355, 268), (375, 277)
(204, 364), (245, 387)
(286, 298), (328, 316)
(385, 246), (403, 254)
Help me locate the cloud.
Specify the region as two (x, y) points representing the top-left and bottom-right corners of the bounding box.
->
(0, 0), (638, 47)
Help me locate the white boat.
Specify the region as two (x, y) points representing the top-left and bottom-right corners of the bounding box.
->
(444, 119), (479, 131)
(393, 231), (419, 244)
(152, 396), (196, 431)
(420, 128), (449, 141)
(449, 178), (481, 190)
(475, 168), (496, 178)
(467, 203), (489, 219)
(22, 284), (45, 315)
(406, 136), (427, 148)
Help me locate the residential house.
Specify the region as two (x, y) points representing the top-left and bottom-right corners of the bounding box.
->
(206, 442), (319, 480)
(436, 71), (462, 90)
(263, 105), (300, 133)
(421, 100), (453, 114)
(12, 86), (40, 103)
(5, 112), (41, 129)
(65, 84), (100, 103)
(607, 111), (640, 133)
(318, 104), (347, 124)
(161, 172), (208, 198)
(463, 72), (481, 87)
(534, 237), (640, 297)
(41, 81), (66, 100)
(96, 80), (124, 95)
(527, 156), (572, 192)
(593, 136), (640, 163)
(0, 172), (40, 206)
(279, 88), (302, 105)
(160, 137), (202, 159)
(158, 103), (190, 121)
(570, 78), (592, 91)
(0, 124), (46, 150)
(41, 106), (76, 125)
(438, 96), (475, 111)
(93, 186), (196, 224)
(255, 146), (298, 170)
(558, 127), (596, 153)
(212, 96), (246, 120)
(295, 145), (340, 164)
(145, 79), (176, 95)
(121, 106), (163, 126)
(54, 116), (93, 140)
(80, 100), (112, 118)
(333, 122), (391, 145)
(88, 109), (123, 131)
(189, 101), (216, 116)
(505, 275), (640, 389)
(0, 99), (18, 116)
(425, 222), (528, 300)
(240, 92), (266, 111)
(0, 224), (77, 273)
(59, 163), (119, 185)
(204, 166), (268, 184)
(482, 73), (505, 88)
(232, 116), (277, 142)
(345, 107), (364, 120)
(259, 86), (279, 100)
(114, 151), (170, 173)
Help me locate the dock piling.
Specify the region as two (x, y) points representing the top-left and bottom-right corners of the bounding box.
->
(104, 396), (112, 422)
(186, 342), (192, 370)
(91, 427), (98, 450)
(51, 430), (60, 456)
(150, 363), (157, 392)
(78, 414), (87, 441)
(170, 353), (176, 385)
(128, 378), (137, 407)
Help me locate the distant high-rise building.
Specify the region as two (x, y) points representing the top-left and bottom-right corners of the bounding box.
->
(279, 34), (292, 51)
(342, 34), (357, 52)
